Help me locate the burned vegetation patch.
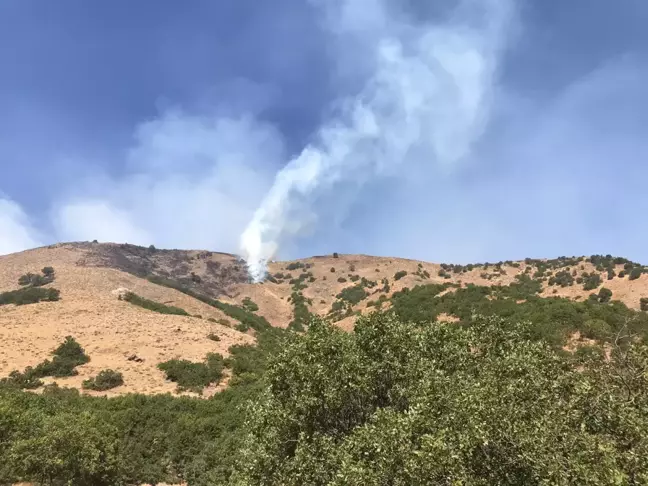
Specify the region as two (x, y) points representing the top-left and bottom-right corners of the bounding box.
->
(76, 242), (249, 297)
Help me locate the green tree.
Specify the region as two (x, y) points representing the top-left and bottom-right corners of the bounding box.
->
(629, 268), (643, 281)
(597, 287), (613, 303)
(6, 411), (124, 485)
(232, 313), (648, 485)
(393, 270), (407, 281)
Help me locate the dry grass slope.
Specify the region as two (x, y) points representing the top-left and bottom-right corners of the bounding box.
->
(3, 243), (648, 397)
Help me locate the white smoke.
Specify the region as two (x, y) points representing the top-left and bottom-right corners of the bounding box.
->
(240, 0), (513, 281)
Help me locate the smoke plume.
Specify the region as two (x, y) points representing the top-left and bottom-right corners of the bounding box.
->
(240, 0), (513, 281)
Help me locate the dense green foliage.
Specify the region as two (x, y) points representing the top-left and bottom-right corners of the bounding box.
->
(391, 282), (648, 347)
(83, 369), (124, 391)
(158, 353), (225, 393)
(393, 270), (407, 280)
(17, 266), (56, 287)
(147, 275), (272, 332)
(242, 297), (259, 312)
(0, 286), (60, 306)
(642, 298), (648, 312)
(232, 313), (648, 485)
(288, 291), (312, 332)
(122, 291), (189, 316)
(582, 272), (603, 291)
(336, 284), (368, 305)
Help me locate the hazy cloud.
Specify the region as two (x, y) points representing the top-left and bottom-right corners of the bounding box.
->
(52, 109), (283, 251)
(0, 197), (42, 255)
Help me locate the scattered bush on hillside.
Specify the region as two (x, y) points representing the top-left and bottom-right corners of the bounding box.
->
(337, 277), (347, 283)
(17, 273), (45, 286)
(619, 271), (626, 278)
(286, 262), (305, 271)
(394, 270), (407, 281)
(582, 273), (602, 291)
(0, 287), (60, 306)
(207, 333), (221, 342)
(213, 301), (272, 333)
(241, 297), (259, 312)
(288, 291), (312, 332)
(1, 336), (90, 389)
(629, 267), (643, 281)
(82, 370), (124, 391)
(641, 298), (648, 312)
(122, 291), (189, 316)
(18, 267), (55, 287)
(336, 284), (368, 306)
(330, 267), (336, 273)
(548, 270), (574, 287)
(597, 287), (613, 304)
(158, 353), (225, 393)
(146, 275), (274, 333)
(608, 269), (616, 280)
(333, 252), (339, 258)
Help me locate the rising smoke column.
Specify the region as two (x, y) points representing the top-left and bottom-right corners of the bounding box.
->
(241, 0), (513, 282)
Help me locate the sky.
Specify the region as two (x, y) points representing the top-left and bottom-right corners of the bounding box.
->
(1, 0), (647, 265)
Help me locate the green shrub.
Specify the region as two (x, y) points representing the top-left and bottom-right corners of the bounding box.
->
(337, 277), (347, 283)
(288, 291), (312, 332)
(241, 297), (259, 312)
(597, 287), (613, 303)
(1, 336), (90, 388)
(122, 292), (189, 316)
(548, 270), (574, 287)
(82, 370), (124, 391)
(42, 266), (55, 277)
(629, 268), (643, 281)
(286, 262), (305, 271)
(582, 273), (602, 291)
(18, 272), (48, 287)
(581, 319), (612, 340)
(641, 298), (648, 312)
(394, 270), (407, 281)
(336, 285), (368, 305)
(158, 353), (224, 393)
(0, 287), (60, 306)
(573, 344), (606, 362)
(207, 333), (221, 342)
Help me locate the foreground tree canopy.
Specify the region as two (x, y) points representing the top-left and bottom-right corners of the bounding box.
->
(232, 313), (648, 485)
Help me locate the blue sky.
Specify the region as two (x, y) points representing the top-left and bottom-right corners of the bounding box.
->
(1, 0), (647, 265)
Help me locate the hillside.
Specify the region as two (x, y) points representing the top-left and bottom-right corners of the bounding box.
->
(1, 242), (648, 398)
(3, 242), (648, 484)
